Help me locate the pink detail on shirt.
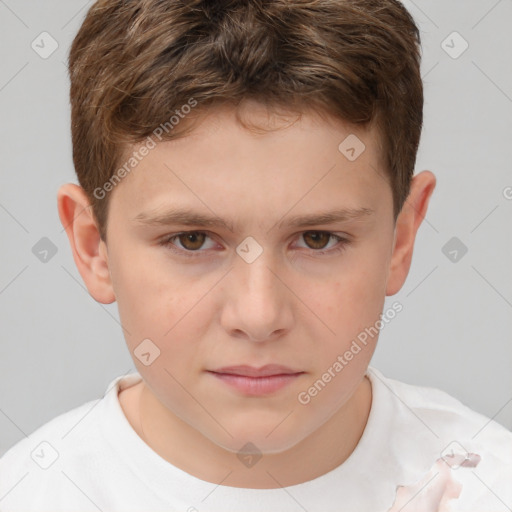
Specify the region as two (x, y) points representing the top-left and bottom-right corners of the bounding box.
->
(387, 453), (481, 512)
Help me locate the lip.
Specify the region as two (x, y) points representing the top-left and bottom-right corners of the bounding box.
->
(210, 364), (302, 377)
(207, 365), (305, 396)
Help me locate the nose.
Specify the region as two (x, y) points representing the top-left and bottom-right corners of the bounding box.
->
(220, 252), (293, 343)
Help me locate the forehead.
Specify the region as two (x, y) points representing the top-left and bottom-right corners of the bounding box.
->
(110, 104), (390, 228)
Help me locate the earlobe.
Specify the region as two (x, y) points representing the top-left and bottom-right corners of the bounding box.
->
(57, 183), (116, 304)
(385, 171), (436, 296)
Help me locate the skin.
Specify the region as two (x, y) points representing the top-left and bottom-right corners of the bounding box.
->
(57, 100), (436, 489)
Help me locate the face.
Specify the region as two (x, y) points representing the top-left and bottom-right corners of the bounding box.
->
(103, 102), (396, 454)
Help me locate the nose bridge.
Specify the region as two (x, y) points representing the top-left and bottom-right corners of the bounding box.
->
(235, 245), (282, 305)
(224, 243), (291, 341)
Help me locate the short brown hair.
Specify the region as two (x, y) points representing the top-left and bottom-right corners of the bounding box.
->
(68, 0), (423, 242)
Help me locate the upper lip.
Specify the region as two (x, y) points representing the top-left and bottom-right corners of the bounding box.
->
(209, 364), (303, 377)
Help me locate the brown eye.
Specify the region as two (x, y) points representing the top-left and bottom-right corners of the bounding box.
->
(159, 231), (218, 257)
(177, 232), (206, 250)
(302, 231), (331, 250)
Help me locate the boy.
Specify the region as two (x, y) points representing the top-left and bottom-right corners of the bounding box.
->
(1, 0), (511, 510)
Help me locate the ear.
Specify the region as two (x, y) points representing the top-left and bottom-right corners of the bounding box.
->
(57, 183), (115, 304)
(386, 170), (436, 296)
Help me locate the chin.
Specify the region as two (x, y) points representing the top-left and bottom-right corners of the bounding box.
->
(209, 424), (307, 456)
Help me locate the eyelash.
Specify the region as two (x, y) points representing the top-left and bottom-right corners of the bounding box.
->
(158, 231), (351, 259)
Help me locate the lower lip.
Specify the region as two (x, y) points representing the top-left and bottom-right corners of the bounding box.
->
(208, 372), (303, 396)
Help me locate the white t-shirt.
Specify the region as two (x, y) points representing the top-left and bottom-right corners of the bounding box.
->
(0, 366), (511, 512)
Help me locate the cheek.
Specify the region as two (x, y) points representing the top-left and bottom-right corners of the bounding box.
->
(324, 252), (389, 323)
(111, 248), (225, 378)
(310, 248), (390, 365)
(111, 248), (198, 348)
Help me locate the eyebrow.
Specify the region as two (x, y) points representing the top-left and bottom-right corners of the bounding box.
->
(133, 206), (374, 231)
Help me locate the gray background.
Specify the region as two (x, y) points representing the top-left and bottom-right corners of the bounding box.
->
(0, 0), (511, 458)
